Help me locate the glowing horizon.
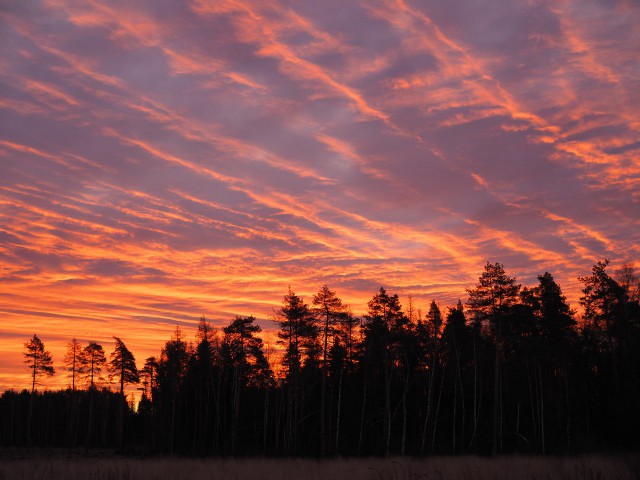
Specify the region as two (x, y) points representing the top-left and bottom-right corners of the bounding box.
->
(1, 0), (639, 392)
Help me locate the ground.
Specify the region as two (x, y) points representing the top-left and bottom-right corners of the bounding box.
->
(0, 450), (638, 480)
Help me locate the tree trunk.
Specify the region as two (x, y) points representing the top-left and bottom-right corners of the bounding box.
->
(232, 365), (242, 454)
(335, 367), (343, 454)
(431, 366), (445, 452)
(384, 362), (392, 456)
(85, 389), (94, 454)
(452, 367), (457, 454)
(421, 356), (436, 454)
(274, 387), (281, 453)
(169, 387), (177, 456)
(27, 392), (34, 448)
(27, 358), (36, 447)
(527, 357), (538, 451)
(492, 317), (501, 456)
(320, 310), (329, 457)
(118, 364), (125, 449)
(192, 388), (199, 454)
(564, 365), (571, 451)
(214, 368), (222, 452)
(401, 368), (409, 455)
(263, 387), (269, 455)
(358, 363), (368, 454)
(538, 364), (545, 454)
(456, 347), (466, 451)
(469, 334), (479, 451)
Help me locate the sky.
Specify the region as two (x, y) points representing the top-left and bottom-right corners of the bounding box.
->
(1, 0), (639, 392)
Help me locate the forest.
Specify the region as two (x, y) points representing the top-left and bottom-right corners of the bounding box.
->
(1, 259), (639, 457)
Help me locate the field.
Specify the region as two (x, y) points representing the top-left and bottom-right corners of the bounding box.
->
(1, 453), (639, 480)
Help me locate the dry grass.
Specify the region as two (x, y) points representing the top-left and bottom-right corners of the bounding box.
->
(0, 454), (638, 480)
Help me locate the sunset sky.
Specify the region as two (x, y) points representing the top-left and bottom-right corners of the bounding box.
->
(1, 0), (639, 392)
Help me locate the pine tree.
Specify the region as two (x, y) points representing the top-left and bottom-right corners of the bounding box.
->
(466, 262), (520, 455)
(417, 301), (444, 454)
(63, 338), (82, 391)
(274, 288), (314, 453)
(109, 337), (139, 448)
(276, 288), (314, 377)
(78, 341), (107, 451)
(312, 285), (347, 456)
(442, 301), (471, 453)
(614, 262), (640, 303)
(140, 356), (159, 450)
(186, 316), (217, 454)
(23, 334), (55, 446)
(528, 272), (575, 452)
(141, 356), (158, 399)
(580, 260), (628, 352)
(223, 315), (267, 453)
(157, 326), (189, 455)
(24, 334), (55, 393)
(109, 337), (139, 396)
(79, 341), (107, 389)
(579, 259), (633, 437)
(530, 272), (576, 349)
(361, 287), (405, 455)
(466, 262), (520, 332)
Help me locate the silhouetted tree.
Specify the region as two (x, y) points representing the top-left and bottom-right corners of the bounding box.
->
(156, 327), (189, 455)
(139, 356), (158, 449)
(5, 260), (640, 457)
(23, 334), (55, 446)
(417, 300), (445, 453)
(78, 341), (107, 451)
(331, 308), (359, 453)
(360, 287), (406, 455)
(615, 262), (640, 303)
(466, 262), (520, 455)
(63, 338), (82, 391)
(580, 260), (629, 370)
(580, 260), (640, 445)
(184, 316), (217, 454)
(79, 341), (107, 389)
(223, 315), (267, 453)
(141, 356), (158, 400)
(312, 285), (347, 456)
(514, 273), (576, 452)
(109, 337), (139, 448)
(109, 337), (139, 396)
(442, 301), (472, 453)
(24, 334), (55, 393)
(274, 288), (314, 453)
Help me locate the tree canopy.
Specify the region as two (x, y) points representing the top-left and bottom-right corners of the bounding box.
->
(5, 260), (640, 456)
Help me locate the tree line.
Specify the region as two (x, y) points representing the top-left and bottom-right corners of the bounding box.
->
(1, 259), (639, 456)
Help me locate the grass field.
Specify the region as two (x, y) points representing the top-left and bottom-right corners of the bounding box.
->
(1, 453), (638, 479)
